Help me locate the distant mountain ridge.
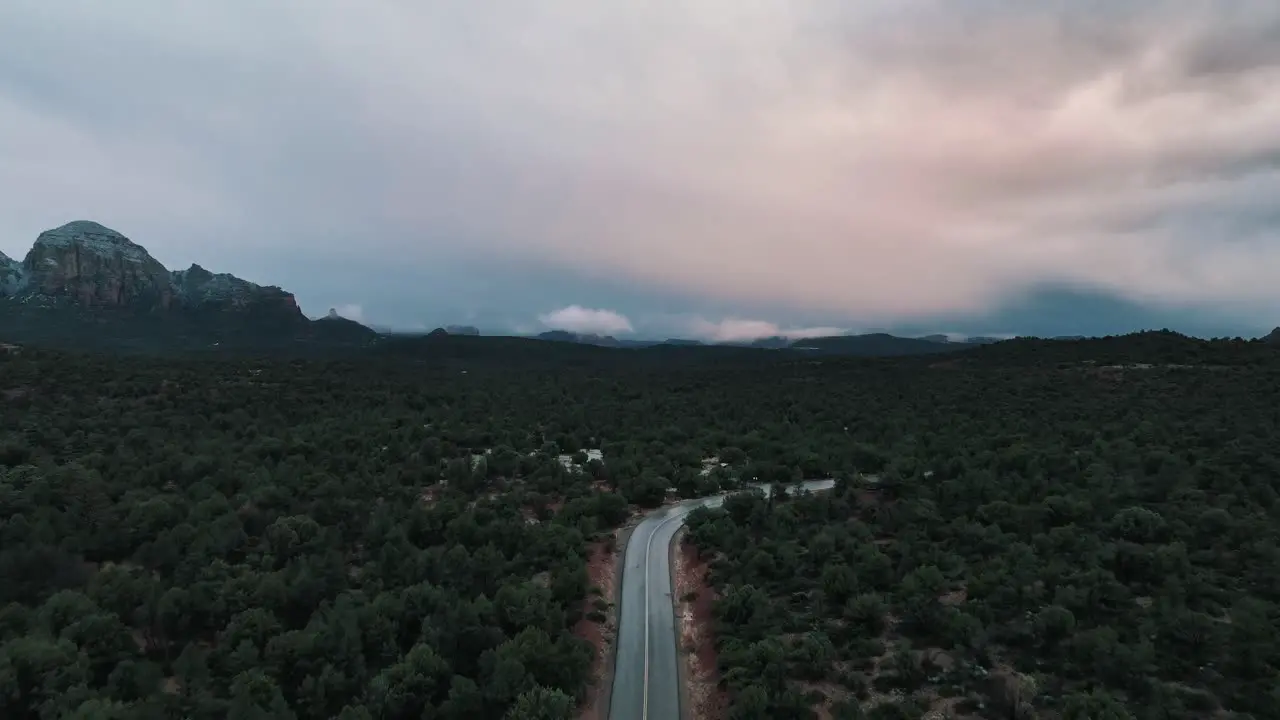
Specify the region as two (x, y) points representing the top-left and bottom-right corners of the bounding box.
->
(529, 329), (1014, 353)
(5, 221), (1276, 359)
(534, 330), (666, 348)
(532, 328), (976, 356)
(0, 221), (376, 352)
(789, 333), (971, 356)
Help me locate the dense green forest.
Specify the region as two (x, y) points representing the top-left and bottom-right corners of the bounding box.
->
(2, 330), (1279, 718)
(685, 335), (1280, 719)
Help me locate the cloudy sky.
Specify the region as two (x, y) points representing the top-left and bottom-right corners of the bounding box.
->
(4, 1), (1280, 339)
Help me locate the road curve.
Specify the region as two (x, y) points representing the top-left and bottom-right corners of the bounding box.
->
(608, 480), (835, 720)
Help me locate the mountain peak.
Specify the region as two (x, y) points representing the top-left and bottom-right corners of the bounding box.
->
(171, 264), (298, 315)
(50, 220), (121, 235)
(32, 221), (152, 262)
(22, 221), (171, 307)
(4, 220), (307, 319)
(0, 220), (379, 351)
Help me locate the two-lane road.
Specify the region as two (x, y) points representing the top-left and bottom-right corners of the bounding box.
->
(608, 480), (835, 720)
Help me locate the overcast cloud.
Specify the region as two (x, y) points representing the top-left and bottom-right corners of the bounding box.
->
(4, 1), (1280, 337)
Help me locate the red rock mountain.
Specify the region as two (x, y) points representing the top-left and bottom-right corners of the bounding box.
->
(1, 220), (303, 318)
(0, 221), (379, 353)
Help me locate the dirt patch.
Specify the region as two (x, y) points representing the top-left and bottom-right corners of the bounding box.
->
(919, 647), (956, 673)
(522, 497), (565, 524)
(673, 528), (727, 720)
(130, 628), (149, 653)
(938, 587), (967, 606)
(921, 695), (965, 719)
(796, 680), (852, 720)
(856, 489), (882, 509)
(574, 526), (629, 720)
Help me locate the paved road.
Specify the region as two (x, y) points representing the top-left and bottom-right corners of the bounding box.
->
(608, 480), (835, 720)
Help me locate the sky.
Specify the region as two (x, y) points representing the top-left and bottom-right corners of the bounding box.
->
(3, 1), (1280, 340)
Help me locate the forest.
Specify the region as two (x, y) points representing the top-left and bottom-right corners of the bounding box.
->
(1, 330), (1278, 718)
(685, 335), (1280, 719)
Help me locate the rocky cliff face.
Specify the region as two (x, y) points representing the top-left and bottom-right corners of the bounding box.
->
(2, 221), (303, 320)
(0, 251), (23, 297)
(21, 221), (175, 309)
(171, 263), (300, 316)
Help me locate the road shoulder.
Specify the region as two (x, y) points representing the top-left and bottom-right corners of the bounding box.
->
(576, 522), (636, 720)
(670, 526), (727, 720)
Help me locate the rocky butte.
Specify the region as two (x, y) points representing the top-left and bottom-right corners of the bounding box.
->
(2, 221), (299, 315)
(0, 221), (375, 352)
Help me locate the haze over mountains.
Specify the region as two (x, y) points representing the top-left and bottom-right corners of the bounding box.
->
(2, 221), (1277, 357)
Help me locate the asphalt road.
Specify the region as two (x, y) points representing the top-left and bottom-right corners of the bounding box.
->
(608, 479), (835, 720)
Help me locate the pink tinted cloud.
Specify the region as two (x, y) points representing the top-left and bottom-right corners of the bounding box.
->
(5, 2), (1280, 323)
(683, 317), (846, 343)
(358, 1), (1280, 321)
(538, 305), (634, 335)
